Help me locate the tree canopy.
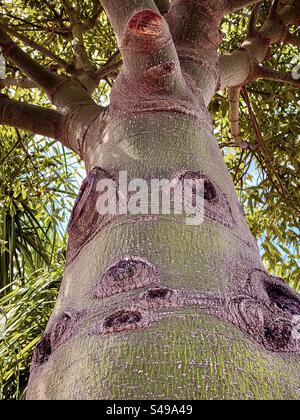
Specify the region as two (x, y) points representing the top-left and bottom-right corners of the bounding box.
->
(0, 0), (299, 399)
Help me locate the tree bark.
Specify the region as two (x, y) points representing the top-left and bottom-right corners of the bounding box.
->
(25, 0), (300, 400)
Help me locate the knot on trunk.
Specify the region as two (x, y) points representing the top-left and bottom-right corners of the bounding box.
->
(226, 270), (300, 353)
(66, 167), (118, 265)
(32, 334), (52, 369)
(146, 62), (176, 79)
(101, 309), (151, 334)
(139, 287), (179, 309)
(93, 257), (162, 299)
(172, 171), (234, 228)
(31, 310), (86, 371)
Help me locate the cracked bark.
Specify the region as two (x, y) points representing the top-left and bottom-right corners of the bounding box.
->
(2, 0), (298, 400)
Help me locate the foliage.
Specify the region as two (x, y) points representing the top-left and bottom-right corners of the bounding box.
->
(0, 127), (82, 291)
(0, 265), (62, 400)
(210, 8), (300, 288)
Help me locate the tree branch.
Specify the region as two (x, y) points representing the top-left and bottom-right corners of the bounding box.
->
(219, 0), (300, 90)
(100, 0), (160, 41)
(0, 78), (37, 89)
(227, 57), (300, 147)
(226, 0), (262, 13)
(62, 0), (94, 72)
(247, 2), (262, 37)
(166, 0), (227, 102)
(222, 1), (300, 147)
(241, 87), (299, 211)
(229, 86), (243, 147)
(283, 31), (300, 48)
(95, 52), (121, 81)
(256, 65), (300, 88)
(0, 25), (62, 94)
(101, 0), (180, 83)
(81, 0), (104, 32)
(0, 94), (66, 143)
(0, 24), (98, 110)
(1, 23), (71, 73)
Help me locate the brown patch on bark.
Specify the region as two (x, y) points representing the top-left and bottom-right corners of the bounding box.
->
(128, 11), (163, 37)
(31, 310), (87, 371)
(104, 310), (142, 328)
(172, 171), (234, 228)
(66, 167), (118, 265)
(67, 168), (163, 265)
(139, 287), (179, 309)
(31, 334), (52, 369)
(50, 310), (86, 350)
(123, 10), (169, 54)
(101, 309), (150, 334)
(31, 270), (300, 358)
(146, 62), (177, 79)
(221, 269), (300, 353)
(128, 268), (300, 354)
(264, 317), (292, 351)
(147, 288), (171, 300)
(93, 257), (162, 299)
(266, 282), (300, 315)
(203, 178), (217, 201)
(50, 313), (72, 349)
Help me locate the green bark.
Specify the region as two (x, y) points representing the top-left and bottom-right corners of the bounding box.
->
(26, 1), (300, 400)
(27, 112), (300, 400)
(27, 312), (300, 400)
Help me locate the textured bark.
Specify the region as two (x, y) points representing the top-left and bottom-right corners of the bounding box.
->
(25, 0), (300, 400)
(0, 94), (66, 142)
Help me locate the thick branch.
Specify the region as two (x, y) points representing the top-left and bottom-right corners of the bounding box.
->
(223, 1), (300, 147)
(226, 0), (262, 13)
(100, 0), (160, 41)
(0, 78), (37, 89)
(220, 51), (300, 90)
(81, 0), (104, 32)
(227, 58), (300, 147)
(166, 0), (227, 102)
(0, 94), (66, 143)
(0, 26), (62, 94)
(101, 0), (180, 83)
(166, 0), (226, 58)
(219, 0), (300, 89)
(2, 23), (71, 72)
(256, 66), (300, 88)
(62, 0), (94, 72)
(0, 25), (96, 110)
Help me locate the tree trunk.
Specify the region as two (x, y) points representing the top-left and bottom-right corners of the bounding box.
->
(26, 1), (300, 400)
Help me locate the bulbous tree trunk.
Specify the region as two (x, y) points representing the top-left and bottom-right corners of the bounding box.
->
(25, 1), (300, 400)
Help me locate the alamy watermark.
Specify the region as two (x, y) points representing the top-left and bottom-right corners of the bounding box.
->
(95, 171), (205, 226)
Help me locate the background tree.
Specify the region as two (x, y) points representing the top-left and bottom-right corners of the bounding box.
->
(0, 0), (299, 400)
